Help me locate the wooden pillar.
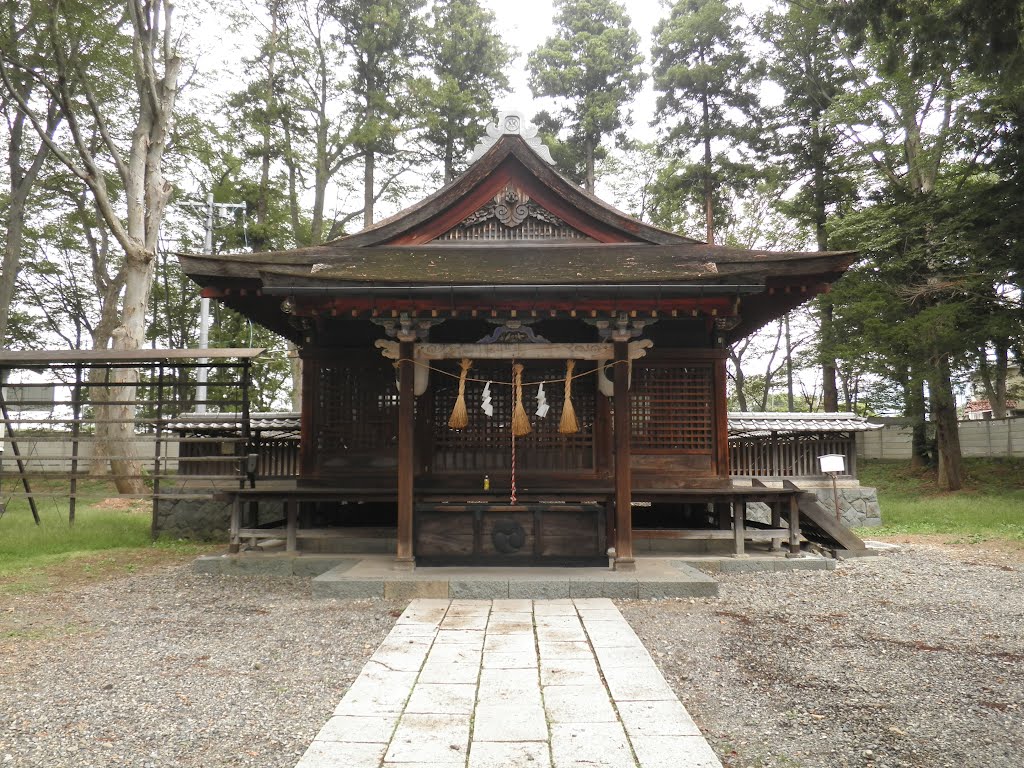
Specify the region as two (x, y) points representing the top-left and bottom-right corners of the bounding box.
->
(713, 353), (730, 479)
(613, 340), (634, 570)
(396, 338), (416, 567)
(298, 349), (316, 478)
(787, 493), (801, 557)
(732, 496), (746, 557)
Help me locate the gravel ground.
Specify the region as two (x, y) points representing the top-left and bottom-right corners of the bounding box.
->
(620, 543), (1024, 768)
(1, 543), (1020, 768)
(0, 568), (404, 768)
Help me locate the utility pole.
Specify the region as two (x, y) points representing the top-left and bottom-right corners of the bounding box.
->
(182, 194), (246, 413)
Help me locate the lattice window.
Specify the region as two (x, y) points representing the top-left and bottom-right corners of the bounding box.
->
(314, 356), (398, 458)
(630, 362), (714, 452)
(431, 360), (595, 472)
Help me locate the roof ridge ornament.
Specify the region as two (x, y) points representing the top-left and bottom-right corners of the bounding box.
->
(470, 111), (555, 165)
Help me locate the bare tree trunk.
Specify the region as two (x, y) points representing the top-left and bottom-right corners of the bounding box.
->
(929, 356), (963, 490)
(584, 136), (595, 193)
(702, 92), (714, 245)
(977, 342), (1009, 419)
(363, 148), (375, 227)
(288, 341), (302, 411)
(0, 97), (59, 346)
(820, 300), (840, 411)
(905, 369), (929, 470)
(784, 312), (795, 411)
(729, 347), (748, 411)
(444, 136), (455, 185)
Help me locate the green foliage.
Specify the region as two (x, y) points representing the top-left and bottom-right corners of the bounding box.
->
(759, 2), (859, 248)
(414, 0), (511, 182)
(651, 0), (763, 240)
(527, 0), (645, 190)
(333, 0), (426, 157)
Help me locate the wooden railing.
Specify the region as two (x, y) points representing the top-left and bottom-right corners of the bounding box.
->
(729, 433), (856, 478)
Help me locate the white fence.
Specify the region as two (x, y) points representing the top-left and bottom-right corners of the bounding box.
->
(857, 418), (1024, 459)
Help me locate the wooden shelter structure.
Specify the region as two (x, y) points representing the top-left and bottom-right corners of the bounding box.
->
(179, 113), (858, 568)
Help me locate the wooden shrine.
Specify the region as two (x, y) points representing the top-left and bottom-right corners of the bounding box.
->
(179, 112), (857, 568)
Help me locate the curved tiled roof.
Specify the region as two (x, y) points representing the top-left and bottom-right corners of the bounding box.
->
(727, 412), (882, 435)
(170, 411), (881, 437)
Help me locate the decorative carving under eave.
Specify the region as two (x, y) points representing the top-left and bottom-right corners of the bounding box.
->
(460, 184), (564, 230)
(588, 312), (657, 341)
(438, 183), (592, 242)
(371, 313), (444, 342)
(476, 321), (550, 345)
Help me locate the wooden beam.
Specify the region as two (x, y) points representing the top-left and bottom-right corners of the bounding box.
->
(613, 340), (634, 569)
(396, 339), (416, 567)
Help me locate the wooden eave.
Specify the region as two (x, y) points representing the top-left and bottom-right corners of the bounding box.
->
(179, 245), (856, 288)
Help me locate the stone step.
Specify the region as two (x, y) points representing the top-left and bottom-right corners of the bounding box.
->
(310, 556), (719, 600)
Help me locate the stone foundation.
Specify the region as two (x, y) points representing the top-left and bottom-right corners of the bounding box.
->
(745, 486), (882, 528)
(155, 496), (284, 541)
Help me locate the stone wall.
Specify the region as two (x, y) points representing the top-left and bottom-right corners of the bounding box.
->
(746, 486), (882, 528)
(155, 497), (285, 541)
(811, 486), (882, 528)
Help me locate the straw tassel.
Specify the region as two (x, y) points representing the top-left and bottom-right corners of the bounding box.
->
(559, 359), (579, 434)
(448, 358), (472, 429)
(511, 363), (532, 437)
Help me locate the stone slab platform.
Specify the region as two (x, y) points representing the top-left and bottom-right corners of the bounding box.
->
(192, 553), (836, 598)
(296, 598), (724, 768)
(311, 556), (721, 600)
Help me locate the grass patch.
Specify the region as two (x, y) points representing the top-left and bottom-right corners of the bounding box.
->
(858, 458), (1024, 541)
(0, 479), (213, 593)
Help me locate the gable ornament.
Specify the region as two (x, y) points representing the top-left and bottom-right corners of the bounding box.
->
(470, 110), (555, 164)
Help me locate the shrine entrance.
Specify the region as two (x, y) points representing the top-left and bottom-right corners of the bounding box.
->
(429, 358), (598, 478)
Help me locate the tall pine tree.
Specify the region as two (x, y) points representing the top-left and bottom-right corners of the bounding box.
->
(652, 0), (762, 244)
(415, 0), (511, 183)
(527, 0), (644, 193)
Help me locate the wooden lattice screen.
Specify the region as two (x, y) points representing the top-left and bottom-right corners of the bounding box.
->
(431, 360), (596, 473)
(313, 355), (398, 467)
(630, 361), (714, 453)
(730, 432), (855, 477)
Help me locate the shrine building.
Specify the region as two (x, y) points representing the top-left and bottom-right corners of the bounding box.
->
(179, 112), (860, 569)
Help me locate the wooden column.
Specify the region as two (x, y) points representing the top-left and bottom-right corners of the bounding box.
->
(713, 352), (730, 479)
(298, 349), (316, 478)
(732, 496), (746, 557)
(613, 339), (635, 570)
(396, 338), (416, 567)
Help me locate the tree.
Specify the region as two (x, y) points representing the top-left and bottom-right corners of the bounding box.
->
(527, 0), (644, 193)
(332, 0), (425, 226)
(759, 2), (858, 411)
(0, 0), (181, 493)
(652, 0), (762, 244)
(0, 1), (62, 348)
(415, 0), (511, 183)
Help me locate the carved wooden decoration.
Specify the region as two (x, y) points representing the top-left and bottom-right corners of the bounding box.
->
(437, 183), (593, 242)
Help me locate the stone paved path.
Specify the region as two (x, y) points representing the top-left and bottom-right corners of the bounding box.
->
(296, 598), (722, 768)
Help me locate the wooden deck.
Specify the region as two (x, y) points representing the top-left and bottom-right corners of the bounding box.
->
(217, 480), (804, 561)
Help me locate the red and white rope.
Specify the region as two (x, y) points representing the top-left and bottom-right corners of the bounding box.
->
(510, 428), (517, 504)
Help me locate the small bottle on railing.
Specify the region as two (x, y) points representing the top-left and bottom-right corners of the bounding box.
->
(483, 474), (490, 491)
